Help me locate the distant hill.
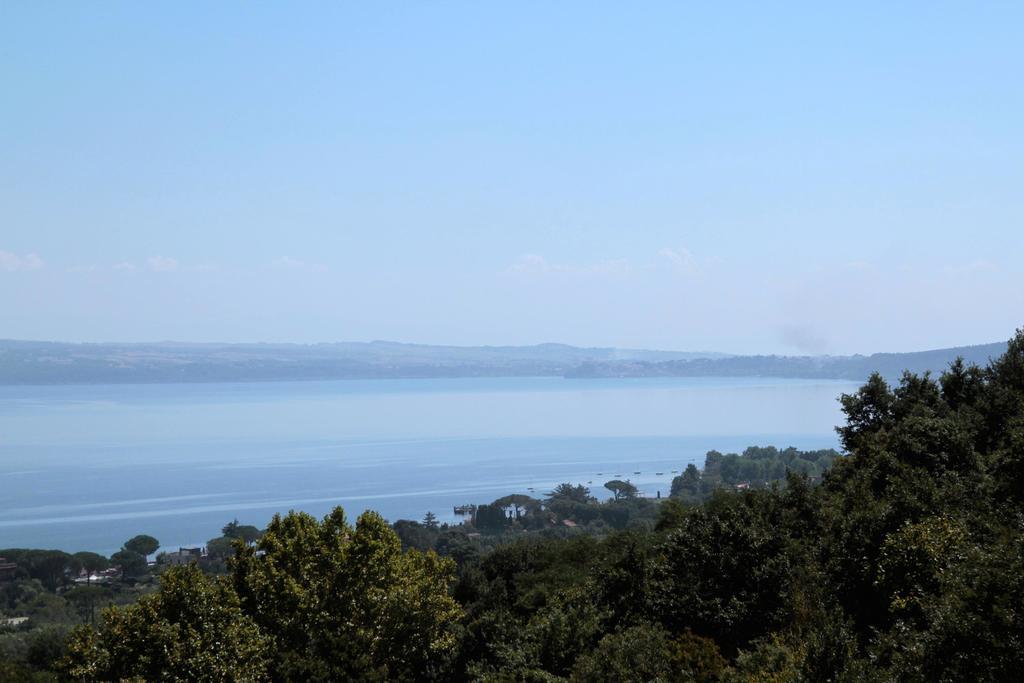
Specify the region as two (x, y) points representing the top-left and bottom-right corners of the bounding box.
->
(566, 341), (1009, 383)
(0, 339), (725, 385)
(0, 339), (1007, 385)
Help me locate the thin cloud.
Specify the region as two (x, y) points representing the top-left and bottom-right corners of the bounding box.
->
(68, 259), (213, 274)
(141, 260), (215, 272)
(507, 254), (632, 277)
(0, 250), (44, 272)
(147, 256), (179, 272)
(944, 259), (999, 276)
(658, 247), (697, 273)
(507, 253), (549, 273)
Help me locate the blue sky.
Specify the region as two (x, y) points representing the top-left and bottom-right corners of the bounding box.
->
(2, 2), (1021, 354)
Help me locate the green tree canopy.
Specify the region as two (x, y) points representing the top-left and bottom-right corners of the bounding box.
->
(604, 479), (638, 500)
(222, 519), (262, 544)
(546, 483), (593, 505)
(123, 534), (159, 557)
(474, 504), (509, 533)
(230, 506), (462, 681)
(110, 549), (147, 578)
(652, 493), (796, 655)
(122, 536), (158, 557)
(493, 494), (540, 519)
(61, 564), (269, 682)
(670, 463), (702, 501)
(0, 549), (73, 590)
(71, 551), (109, 574)
(205, 536), (236, 559)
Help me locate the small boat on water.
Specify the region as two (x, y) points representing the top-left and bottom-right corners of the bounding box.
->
(655, 472), (664, 476)
(633, 471), (641, 475)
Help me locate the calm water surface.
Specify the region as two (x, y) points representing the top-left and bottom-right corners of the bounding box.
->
(0, 376), (858, 554)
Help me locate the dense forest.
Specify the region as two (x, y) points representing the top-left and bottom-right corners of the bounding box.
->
(4, 330), (1024, 681)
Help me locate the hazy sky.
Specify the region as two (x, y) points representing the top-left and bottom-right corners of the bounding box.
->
(2, 2), (1022, 354)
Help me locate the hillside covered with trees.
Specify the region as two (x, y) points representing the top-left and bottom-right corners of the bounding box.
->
(0, 340), (719, 385)
(0, 338), (1005, 385)
(567, 340), (1007, 383)
(4, 330), (1024, 681)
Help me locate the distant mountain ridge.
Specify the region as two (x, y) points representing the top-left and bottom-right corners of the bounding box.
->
(0, 339), (726, 385)
(566, 341), (1009, 383)
(0, 338), (1007, 385)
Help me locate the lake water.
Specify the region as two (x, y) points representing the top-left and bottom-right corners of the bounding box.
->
(0, 376), (859, 555)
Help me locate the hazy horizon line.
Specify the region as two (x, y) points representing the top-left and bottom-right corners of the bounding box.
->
(0, 335), (1010, 359)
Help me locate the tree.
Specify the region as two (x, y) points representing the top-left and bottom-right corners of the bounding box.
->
(670, 464), (702, 502)
(110, 549), (147, 578)
(591, 530), (655, 627)
(230, 506), (462, 681)
(205, 536), (236, 559)
(836, 372), (894, 453)
(8, 550), (74, 590)
(526, 587), (608, 677)
(423, 511), (439, 529)
(394, 519), (435, 551)
(0, 660), (54, 683)
(25, 625), (71, 672)
(546, 483), (594, 505)
(434, 531), (480, 566)
(60, 564), (269, 682)
(493, 494), (540, 520)
(474, 504), (508, 534)
(702, 450), (724, 486)
(222, 519), (241, 537)
(71, 551), (109, 575)
(65, 584), (110, 625)
(570, 623), (674, 682)
(222, 519), (262, 544)
(604, 480), (638, 500)
(652, 493), (795, 654)
(123, 534), (160, 558)
(671, 630), (727, 682)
